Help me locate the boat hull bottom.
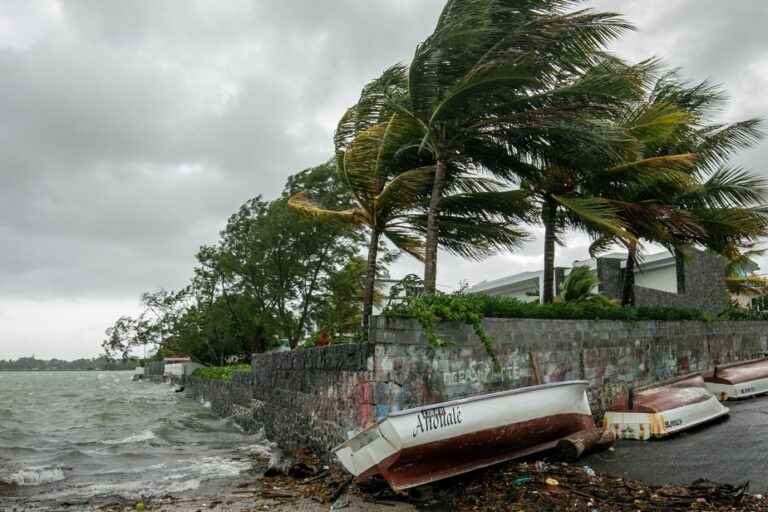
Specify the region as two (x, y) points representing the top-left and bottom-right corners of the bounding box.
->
(604, 396), (729, 440)
(705, 377), (768, 400)
(374, 412), (594, 490)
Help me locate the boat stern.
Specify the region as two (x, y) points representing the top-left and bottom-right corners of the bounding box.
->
(332, 424), (398, 478)
(605, 394), (729, 440)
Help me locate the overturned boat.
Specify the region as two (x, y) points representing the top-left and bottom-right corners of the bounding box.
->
(704, 358), (768, 400)
(333, 381), (595, 490)
(604, 373), (729, 441)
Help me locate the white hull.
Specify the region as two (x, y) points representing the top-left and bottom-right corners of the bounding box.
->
(333, 381), (594, 489)
(604, 394), (729, 440)
(706, 378), (768, 400)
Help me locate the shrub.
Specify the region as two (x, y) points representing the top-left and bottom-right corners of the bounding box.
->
(386, 293), (712, 324)
(719, 307), (768, 321)
(385, 293), (715, 368)
(191, 364), (251, 381)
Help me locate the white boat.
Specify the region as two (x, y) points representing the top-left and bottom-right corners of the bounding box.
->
(705, 358), (768, 400)
(333, 381), (595, 490)
(604, 373), (729, 440)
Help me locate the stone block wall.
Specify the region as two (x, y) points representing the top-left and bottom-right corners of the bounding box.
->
(596, 248), (729, 314)
(187, 317), (768, 455)
(249, 344), (375, 456)
(369, 317), (768, 419)
(186, 371), (261, 432)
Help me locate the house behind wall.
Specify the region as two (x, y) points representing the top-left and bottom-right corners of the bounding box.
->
(469, 248), (731, 315)
(597, 248), (729, 314)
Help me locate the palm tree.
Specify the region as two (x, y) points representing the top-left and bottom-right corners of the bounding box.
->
(290, 72), (531, 331)
(373, 0), (639, 293)
(585, 74), (768, 305)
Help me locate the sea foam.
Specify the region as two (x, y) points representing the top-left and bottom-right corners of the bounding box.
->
(102, 430), (156, 445)
(2, 467), (66, 487)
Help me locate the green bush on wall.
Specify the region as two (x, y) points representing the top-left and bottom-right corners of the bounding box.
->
(385, 293), (719, 369)
(386, 293), (713, 324)
(191, 364), (251, 381)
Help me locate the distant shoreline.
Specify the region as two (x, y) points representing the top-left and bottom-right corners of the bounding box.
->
(0, 369), (133, 372)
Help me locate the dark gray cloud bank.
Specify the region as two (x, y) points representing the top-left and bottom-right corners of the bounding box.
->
(0, 1), (766, 358)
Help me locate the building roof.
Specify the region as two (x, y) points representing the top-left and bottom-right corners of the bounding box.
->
(467, 269), (543, 294)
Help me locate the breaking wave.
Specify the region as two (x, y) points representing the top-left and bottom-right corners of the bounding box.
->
(101, 430), (156, 445)
(1, 468), (66, 487)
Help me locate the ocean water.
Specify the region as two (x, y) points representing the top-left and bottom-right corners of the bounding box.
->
(0, 371), (268, 509)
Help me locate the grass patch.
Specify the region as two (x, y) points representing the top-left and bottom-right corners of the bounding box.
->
(191, 364), (250, 381)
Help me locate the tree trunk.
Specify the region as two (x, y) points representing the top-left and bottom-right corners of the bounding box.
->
(621, 242), (637, 307)
(542, 197), (557, 304)
(557, 427), (616, 461)
(423, 159), (447, 294)
(361, 229), (380, 339)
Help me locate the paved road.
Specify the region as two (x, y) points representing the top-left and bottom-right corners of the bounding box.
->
(585, 396), (768, 493)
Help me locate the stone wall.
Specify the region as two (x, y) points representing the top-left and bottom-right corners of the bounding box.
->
(368, 317), (768, 419)
(187, 317), (768, 455)
(250, 344), (375, 457)
(596, 248), (729, 314)
(633, 250), (729, 314)
(186, 371), (262, 432)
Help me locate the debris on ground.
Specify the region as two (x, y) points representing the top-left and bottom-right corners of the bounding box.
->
(95, 447), (768, 511)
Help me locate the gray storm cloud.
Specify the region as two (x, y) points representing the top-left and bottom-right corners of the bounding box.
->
(0, 1), (766, 357)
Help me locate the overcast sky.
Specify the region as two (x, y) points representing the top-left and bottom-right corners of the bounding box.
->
(1, 1), (767, 359)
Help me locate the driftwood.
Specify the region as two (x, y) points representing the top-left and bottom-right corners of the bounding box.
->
(556, 427), (616, 461)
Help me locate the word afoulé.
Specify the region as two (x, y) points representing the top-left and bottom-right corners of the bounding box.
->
(412, 406), (462, 438)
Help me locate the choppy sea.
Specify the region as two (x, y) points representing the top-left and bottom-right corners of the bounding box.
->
(0, 371), (269, 510)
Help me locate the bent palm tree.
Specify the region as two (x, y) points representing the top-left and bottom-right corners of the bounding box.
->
(586, 74), (768, 305)
(383, 0), (638, 292)
(291, 71), (532, 331)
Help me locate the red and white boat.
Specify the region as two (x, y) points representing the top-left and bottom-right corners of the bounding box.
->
(604, 373), (729, 440)
(704, 358), (768, 400)
(332, 381), (594, 490)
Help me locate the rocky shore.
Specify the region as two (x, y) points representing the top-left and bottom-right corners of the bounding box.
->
(85, 449), (768, 512)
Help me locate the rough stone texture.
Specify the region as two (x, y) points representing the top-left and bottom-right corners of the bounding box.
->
(250, 344), (375, 457)
(186, 317), (768, 456)
(186, 371), (258, 431)
(633, 249), (729, 314)
(369, 317), (768, 419)
(596, 257), (623, 298)
(597, 248), (729, 314)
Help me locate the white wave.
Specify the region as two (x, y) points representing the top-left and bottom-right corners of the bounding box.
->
(201, 400), (211, 409)
(194, 456), (251, 478)
(77, 476), (201, 498)
(2, 467), (66, 486)
(102, 430), (156, 445)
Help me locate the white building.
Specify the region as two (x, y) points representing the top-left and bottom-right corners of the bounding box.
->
(467, 249), (751, 313)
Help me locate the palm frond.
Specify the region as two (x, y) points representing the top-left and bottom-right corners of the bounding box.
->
(554, 194), (636, 244)
(686, 166), (768, 208)
(287, 193), (367, 225)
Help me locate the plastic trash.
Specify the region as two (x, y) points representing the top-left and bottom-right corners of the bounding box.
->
(513, 476), (534, 485)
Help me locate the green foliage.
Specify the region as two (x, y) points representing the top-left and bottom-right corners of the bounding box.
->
(191, 364), (251, 381)
(387, 293), (715, 348)
(558, 266), (603, 304)
(387, 293), (500, 371)
(104, 162), (370, 364)
(719, 307), (768, 321)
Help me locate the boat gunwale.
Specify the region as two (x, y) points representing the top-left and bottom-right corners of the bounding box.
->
(635, 372), (704, 392)
(387, 380), (589, 418)
(706, 357), (768, 376)
(660, 397), (730, 435)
